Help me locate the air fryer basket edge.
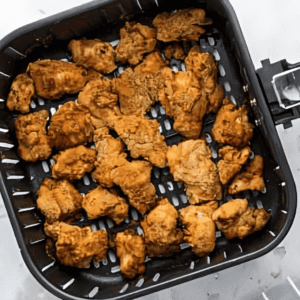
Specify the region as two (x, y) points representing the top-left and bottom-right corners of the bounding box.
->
(0, 0), (296, 299)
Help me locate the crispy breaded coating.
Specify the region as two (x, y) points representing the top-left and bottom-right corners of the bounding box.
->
(56, 222), (108, 268)
(211, 98), (254, 146)
(114, 229), (146, 278)
(167, 139), (222, 204)
(116, 22), (157, 66)
(27, 59), (88, 99)
(44, 221), (61, 241)
(141, 198), (183, 257)
(153, 8), (212, 42)
(212, 198), (271, 239)
(68, 39), (117, 74)
(92, 127), (127, 187)
(82, 186), (128, 224)
(217, 146), (252, 185)
(111, 160), (157, 214)
(185, 46), (224, 114)
(164, 44), (186, 60)
(201, 201), (219, 212)
(179, 205), (216, 256)
(159, 68), (207, 139)
(48, 101), (93, 150)
(112, 51), (167, 117)
(114, 116), (168, 168)
(52, 145), (96, 181)
(77, 75), (120, 128)
(37, 178), (83, 223)
(7, 73), (35, 113)
(14, 110), (52, 162)
(228, 155), (265, 194)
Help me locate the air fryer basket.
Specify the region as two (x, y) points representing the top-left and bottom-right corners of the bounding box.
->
(0, 0), (296, 299)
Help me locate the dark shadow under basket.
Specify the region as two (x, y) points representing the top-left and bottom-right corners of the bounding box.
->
(0, 0), (296, 299)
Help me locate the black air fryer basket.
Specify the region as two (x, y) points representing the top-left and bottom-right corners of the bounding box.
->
(0, 0), (297, 299)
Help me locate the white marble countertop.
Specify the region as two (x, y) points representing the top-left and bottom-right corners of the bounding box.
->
(1, 1), (300, 299)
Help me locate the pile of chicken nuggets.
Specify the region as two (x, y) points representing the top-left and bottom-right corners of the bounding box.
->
(7, 8), (271, 279)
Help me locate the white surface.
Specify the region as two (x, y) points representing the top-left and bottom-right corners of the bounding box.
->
(1, 1), (300, 300)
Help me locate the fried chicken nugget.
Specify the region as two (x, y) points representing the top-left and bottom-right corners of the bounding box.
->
(77, 74), (120, 128)
(159, 68), (207, 139)
(7, 73), (35, 113)
(44, 221), (61, 241)
(167, 139), (222, 204)
(52, 145), (96, 181)
(217, 145), (252, 185)
(114, 116), (168, 168)
(179, 205), (216, 256)
(48, 101), (94, 150)
(164, 43), (186, 60)
(116, 21), (157, 66)
(56, 222), (108, 268)
(141, 198), (183, 257)
(211, 98), (254, 146)
(37, 178), (83, 224)
(82, 186), (128, 224)
(153, 8), (212, 42)
(68, 39), (117, 74)
(212, 198), (271, 239)
(228, 155), (265, 194)
(27, 59), (88, 99)
(14, 110), (52, 162)
(185, 45), (224, 114)
(112, 51), (167, 116)
(114, 229), (146, 279)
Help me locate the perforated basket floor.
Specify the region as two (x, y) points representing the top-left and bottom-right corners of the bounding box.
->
(0, 2), (295, 300)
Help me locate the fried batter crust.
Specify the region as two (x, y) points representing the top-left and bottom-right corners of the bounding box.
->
(114, 229), (146, 279)
(68, 39), (117, 74)
(56, 223), (108, 268)
(164, 44), (186, 60)
(211, 98), (254, 146)
(52, 145), (96, 181)
(7, 73), (35, 113)
(116, 22), (157, 66)
(179, 205), (216, 256)
(141, 198), (183, 257)
(212, 198), (270, 239)
(48, 101), (94, 150)
(27, 59), (88, 99)
(14, 110), (52, 162)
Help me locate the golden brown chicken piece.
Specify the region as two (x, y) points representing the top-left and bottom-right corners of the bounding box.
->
(27, 59), (88, 99)
(212, 198), (271, 239)
(179, 205), (216, 256)
(7, 73), (35, 113)
(158, 68), (207, 139)
(114, 229), (146, 279)
(201, 201), (219, 212)
(185, 46), (224, 114)
(116, 21), (157, 66)
(68, 39), (117, 74)
(164, 44), (186, 60)
(112, 51), (167, 117)
(14, 110), (52, 162)
(48, 101), (94, 150)
(56, 222), (108, 268)
(44, 221), (61, 241)
(82, 186), (128, 224)
(217, 145), (252, 185)
(228, 155), (265, 194)
(92, 127), (127, 188)
(37, 178), (83, 224)
(211, 98), (254, 146)
(52, 145), (96, 181)
(167, 139), (222, 204)
(141, 198), (183, 257)
(153, 8), (212, 42)
(77, 75), (120, 128)
(114, 116), (168, 168)
(111, 160), (157, 214)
